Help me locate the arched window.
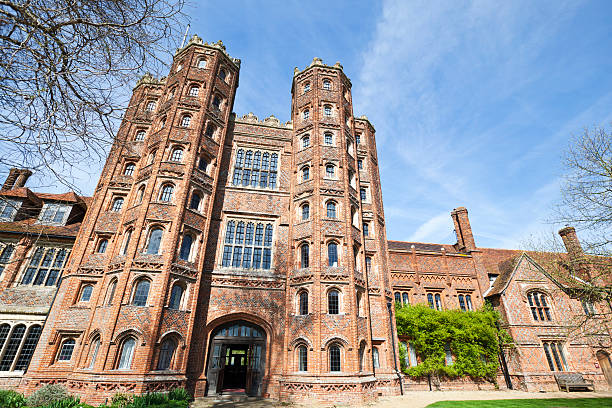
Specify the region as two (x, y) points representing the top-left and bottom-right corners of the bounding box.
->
(303, 109), (309, 120)
(373, 347), (380, 369)
(363, 222), (370, 237)
(197, 58), (207, 69)
(145, 101), (156, 112)
(80, 285), (93, 302)
(14, 325), (42, 371)
(324, 132), (333, 145)
(357, 159), (363, 170)
(189, 192), (202, 211)
(365, 256), (372, 273)
(97, 239), (108, 254)
(117, 337), (136, 370)
(298, 345), (307, 371)
(329, 344), (341, 372)
(0, 324), (25, 369)
(57, 338), (75, 361)
(395, 292), (401, 303)
(159, 184), (174, 202)
(301, 203), (309, 221)
(303, 82), (310, 93)
(157, 338), (177, 370)
(356, 134), (361, 145)
(106, 279), (117, 305)
(159, 117), (166, 129)
(203, 124), (215, 139)
(402, 293), (409, 305)
(146, 228), (163, 254)
(132, 279), (150, 306)
(175, 62), (183, 72)
(328, 289), (340, 314)
(360, 188), (367, 201)
(323, 80), (331, 90)
(135, 130), (146, 141)
(179, 234), (194, 261)
(301, 166), (309, 182)
(169, 284), (184, 310)
(212, 95), (221, 109)
(300, 243), (309, 269)
(180, 115), (191, 128)
(528, 291), (551, 321)
(122, 228), (133, 255)
(298, 291), (308, 315)
(218, 69), (227, 81)
(466, 295), (473, 311)
(324, 105), (332, 116)
(170, 148), (183, 162)
(358, 343), (365, 371)
(136, 185), (145, 203)
(88, 336), (100, 369)
(111, 197), (124, 212)
(326, 201), (337, 218)
(198, 156), (208, 171)
(188, 85), (199, 97)
(124, 163), (135, 176)
(301, 134), (310, 149)
(328, 242), (338, 267)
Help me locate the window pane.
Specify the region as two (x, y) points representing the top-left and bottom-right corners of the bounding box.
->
(328, 290), (339, 314)
(133, 280), (150, 306)
(169, 285), (183, 309)
(118, 338), (135, 369)
(329, 345), (341, 372)
(157, 339), (176, 370)
(299, 346), (307, 371)
(0, 325), (26, 370)
(56, 338), (75, 362)
(15, 326), (42, 371)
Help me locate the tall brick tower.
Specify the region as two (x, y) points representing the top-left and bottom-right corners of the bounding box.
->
(280, 58), (401, 401)
(21, 39), (401, 404)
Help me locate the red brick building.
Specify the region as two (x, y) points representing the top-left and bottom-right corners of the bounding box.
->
(0, 36), (610, 403)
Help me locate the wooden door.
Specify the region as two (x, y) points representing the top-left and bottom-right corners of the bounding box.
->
(597, 351), (612, 388)
(216, 344), (227, 394)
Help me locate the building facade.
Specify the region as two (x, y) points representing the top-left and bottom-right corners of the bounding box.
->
(0, 36), (609, 404)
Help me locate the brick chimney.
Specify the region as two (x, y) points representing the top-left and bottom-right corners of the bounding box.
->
(451, 206), (476, 252)
(558, 226), (591, 281)
(1, 168), (31, 190)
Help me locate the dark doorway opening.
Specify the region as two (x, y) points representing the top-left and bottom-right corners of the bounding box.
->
(206, 321), (266, 396)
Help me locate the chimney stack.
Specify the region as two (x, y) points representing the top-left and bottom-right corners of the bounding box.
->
(451, 206), (476, 252)
(2, 168), (32, 190)
(558, 226), (591, 281)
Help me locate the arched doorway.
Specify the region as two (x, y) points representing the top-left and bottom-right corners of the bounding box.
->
(206, 320), (266, 396)
(597, 350), (612, 388)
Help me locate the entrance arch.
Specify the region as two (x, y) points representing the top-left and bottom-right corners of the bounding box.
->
(206, 320), (266, 396)
(597, 350), (612, 388)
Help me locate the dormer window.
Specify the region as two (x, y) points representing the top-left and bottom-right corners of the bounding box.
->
(39, 203), (70, 225)
(0, 199), (21, 221)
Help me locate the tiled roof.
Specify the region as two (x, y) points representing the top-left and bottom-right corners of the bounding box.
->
(0, 218), (82, 237)
(387, 240), (458, 253)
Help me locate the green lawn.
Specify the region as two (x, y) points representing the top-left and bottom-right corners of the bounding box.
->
(426, 398), (612, 408)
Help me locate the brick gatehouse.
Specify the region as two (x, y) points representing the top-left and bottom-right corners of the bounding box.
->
(0, 36), (610, 404)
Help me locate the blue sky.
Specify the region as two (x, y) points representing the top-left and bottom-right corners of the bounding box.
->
(28, 0), (612, 249)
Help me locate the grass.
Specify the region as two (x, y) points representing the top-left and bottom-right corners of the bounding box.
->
(426, 397), (612, 408)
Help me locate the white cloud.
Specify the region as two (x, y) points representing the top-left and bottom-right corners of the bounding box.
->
(409, 212), (453, 243)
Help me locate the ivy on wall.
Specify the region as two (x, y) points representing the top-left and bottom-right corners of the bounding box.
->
(396, 304), (511, 382)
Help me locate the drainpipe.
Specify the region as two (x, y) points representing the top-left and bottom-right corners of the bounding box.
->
(387, 302), (404, 395)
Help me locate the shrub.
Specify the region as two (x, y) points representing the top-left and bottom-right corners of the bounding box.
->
(26, 384), (70, 407)
(0, 389), (26, 408)
(109, 393), (134, 408)
(167, 388), (190, 402)
(41, 396), (94, 408)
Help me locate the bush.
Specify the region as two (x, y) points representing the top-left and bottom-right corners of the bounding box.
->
(106, 388), (190, 408)
(41, 396), (94, 408)
(26, 384), (71, 407)
(0, 389), (27, 408)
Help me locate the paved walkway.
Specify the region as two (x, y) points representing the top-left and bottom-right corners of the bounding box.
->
(192, 390), (612, 408)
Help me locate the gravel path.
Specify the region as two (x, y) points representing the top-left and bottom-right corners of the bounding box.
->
(192, 390), (612, 408)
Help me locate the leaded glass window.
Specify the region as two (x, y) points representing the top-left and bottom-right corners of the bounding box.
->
(117, 337), (135, 370)
(159, 184), (174, 202)
(232, 149), (278, 190)
(329, 344), (341, 372)
(21, 247), (69, 286)
(298, 345), (307, 371)
(328, 290), (339, 314)
(326, 201), (337, 218)
(169, 284), (183, 310)
(528, 291), (552, 321)
(328, 242), (338, 267)
(132, 279), (150, 306)
(57, 338), (75, 361)
(301, 204), (309, 220)
(38, 203), (70, 224)
(0, 244), (15, 275)
(0, 325), (25, 370)
(299, 291), (308, 315)
(543, 341), (567, 371)
(14, 325), (42, 371)
(0, 199), (20, 220)
(157, 338), (176, 370)
(222, 220), (273, 270)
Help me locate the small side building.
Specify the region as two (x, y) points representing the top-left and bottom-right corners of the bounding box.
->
(0, 168), (88, 387)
